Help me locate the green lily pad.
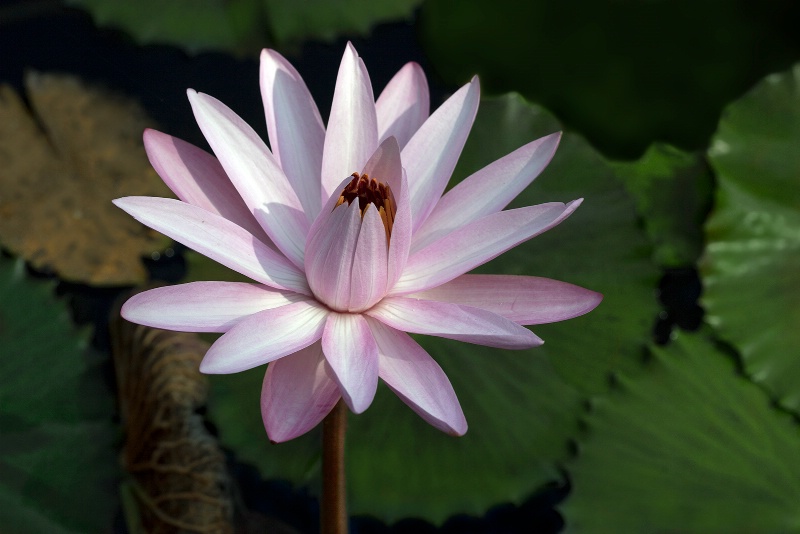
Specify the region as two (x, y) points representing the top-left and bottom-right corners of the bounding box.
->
(203, 94), (658, 522)
(0, 257), (118, 533)
(66, 0), (261, 54)
(702, 64), (800, 411)
(612, 144), (713, 267)
(562, 332), (800, 533)
(459, 94), (659, 395)
(210, 344), (581, 523)
(66, 0), (422, 54)
(262, 0), (423, 47)
(419, 0), (800, 157)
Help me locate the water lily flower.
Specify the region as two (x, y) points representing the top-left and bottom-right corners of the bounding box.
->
(115, 43), (602, 443)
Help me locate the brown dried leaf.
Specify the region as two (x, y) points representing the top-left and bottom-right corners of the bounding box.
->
(0, 72), (173, 285)
(111, 306), (235, 534)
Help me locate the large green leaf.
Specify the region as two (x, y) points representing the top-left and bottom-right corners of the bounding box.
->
(703, 64), (800, 411)
(457, 95), (659, 395)
(210, 344), (581, 523)
(66, 0), (422, 54)
(0, 258), (118, 533)
(419, 0), (800, 157)
(612, 144), (713, 268)
(562, 332), (800, 533)
(262, 0), (423, 46)
(205, 94), (658, 522)
(65, 0), (262, 55)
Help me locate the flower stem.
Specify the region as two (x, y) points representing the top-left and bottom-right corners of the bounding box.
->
(322, 399), (347, 534)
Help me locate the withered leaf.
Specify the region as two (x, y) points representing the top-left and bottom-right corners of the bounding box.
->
(0, 72), (173, 285)
(111, 300), (235, 534)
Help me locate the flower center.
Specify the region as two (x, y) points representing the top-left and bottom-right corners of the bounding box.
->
(335, 172), (396, 245)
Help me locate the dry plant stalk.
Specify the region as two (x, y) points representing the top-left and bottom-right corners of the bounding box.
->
(111, 307), (235, 534)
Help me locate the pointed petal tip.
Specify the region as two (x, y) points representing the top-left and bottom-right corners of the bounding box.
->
(119, 299), (134, 322)
(198, 357), (222, 375)
(186, 89), (213, 108)
(111, 195), (141, 210)
(544, 131), (562, 146)
(448, 419), (468, 437)
(265, 422), (303, 444)
(396, 61), (427, 85)
(406, 61), (424, 73)
(343, 41), (362, 62)
(539, 131), (562, 160)
(260, 47), (286, 66)
(342, 390), (374, 415)
(587, 290), (604, 311)
(265, 428), (292, 444)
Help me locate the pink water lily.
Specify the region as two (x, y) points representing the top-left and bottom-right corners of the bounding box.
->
(115, 43), (601, 443)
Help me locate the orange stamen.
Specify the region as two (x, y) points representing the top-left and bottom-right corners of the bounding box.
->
(335, 173), (396, 244)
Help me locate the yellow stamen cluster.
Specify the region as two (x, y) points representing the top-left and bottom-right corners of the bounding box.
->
(335, 172), (396, 245)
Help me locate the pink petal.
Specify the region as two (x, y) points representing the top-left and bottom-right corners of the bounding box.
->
(261, 342), (341, 443)
(199, 300), (329, 374)
(366, 317), (466, 436)
(361, 137), (410, 288)
(260, 49), (325, 220)
(376, 62), (430, 150)
(348, 203), (390, 310)
(113, 197), (309, 295)
(121, 282), (306, 332)
(305, 201), (362, 310)
(408, 274), (603, 325)
(392, 200), (582, 295)
(306, 142), (397, 312)
(366, 297), (542, 349)
(320, 42), (379, 202)
(402, 77), (480, 232)
(387, 167), (411, 288)
(188, 90), (309, 268)
(321, 312), (378, 414)
(412, 132), (562, 253)
(142, 129), (269, 241)
(361, 136), (402, 186)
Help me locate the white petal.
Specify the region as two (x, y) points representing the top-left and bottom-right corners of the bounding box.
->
(304, 201), (363, 311)
(376, 62), (429, 149)
(260, 49), (325, 220)
(113, 196), (309, 294)
(320, 43), (379, 202)
(392, 201), (581, 295)
(122, 282), (305, 332)
(408, 274), (603, 325)
(412, 132), (561, 253)
(367, 317), (467, 436)
(199, 301), (329, 374)
(402, 78), (480, 232)
(367, 297), (542, 349)
(143, 129), (270, 241)
(262, 342), (341, 443)
(188, 90), (309, 268)
(322, 313), (379, 414)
